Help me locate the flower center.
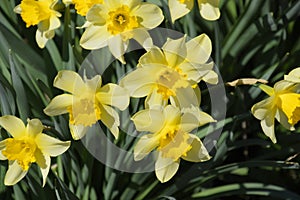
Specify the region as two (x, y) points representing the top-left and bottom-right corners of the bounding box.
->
(107, 5), (139, 35)
(20, 0), (54, 27)
(156, 68), (189, 100)
(2, 138), (37, 171)
(277, 93), (300, 126)
(68, 96), (102, 127)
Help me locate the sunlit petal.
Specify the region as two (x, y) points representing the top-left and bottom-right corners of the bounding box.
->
(134, 134), (159, 161)
(35, 134), (71, 156)
(155, 153), (179, 183)
(182, 134), (211, 162)
(132, 3), (164, 28)
(198, 0), (220, 21)
(26, 118), (43, 137)
(0, 115), (25, 139)
(70, 124), (89, 140)
(53, 70), (86, 93)
(168, 0), (193, 23)
(80, 25), (110, 50)
(44, 94), (73, 116)
(101, 104), (120, 139)
(4, 161), (28, 186)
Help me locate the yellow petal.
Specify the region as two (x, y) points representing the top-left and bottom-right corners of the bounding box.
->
(108, 35), (128, 64)
(168, 0), (193, 23)
(132, 3), (164, 29)
(44, 94), (73, 116)
(54, 70), (86, 93)
(97, 83), (129, 111)
(80, 25), (110, 50)
(182, 134), (211, 162)
(26, 118), (43, 137)
(138, 47), (168, 67)
(131, 28), (153, 50)
(35, 134), (71, 156)
(85, 74), (102, 92)
(4, 160), (28, 186)
(101, 104), (120, 139)
(155, 153), (179, 183)
(198, 0), (220, 21)
(273, 80), (295, 93)
(202, 70), (218, 84)
(186, 34), (212, 64)
(134, 134), (159, 161)
(35, 29), (48, 48)
(275, 110), (295, 131)
(0, 115), (25, 139)
(173, 86), (199, 108)
(69, 124), (89, 140)
(144, 89), (166, 109)
(131, 109), (165, 133)
(48, 14), (61, 31)
(86, 4), (106, 25)
(162, 36), (187, 68)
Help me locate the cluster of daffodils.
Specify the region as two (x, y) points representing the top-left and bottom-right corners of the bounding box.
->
(3, 0), (221, 185)
(251, 68), (300, 143)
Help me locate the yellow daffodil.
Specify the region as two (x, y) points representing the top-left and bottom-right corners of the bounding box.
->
(14, 0), (62, 48)
(169, 0), (220, 23)
(79, 0), (164, 63)
(132, 105), (214, 183)
(251, 80), (300, 143)
(284, 67), (300, 83)
(71, 0), (103, 16)
(0, 116), (70, 186)
(44, 70), (129, 140)
(120, 34), (217, 108)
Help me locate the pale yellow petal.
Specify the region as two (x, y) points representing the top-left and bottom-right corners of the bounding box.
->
(69, 124), (89, 140)
(275, 109), (295, 131)
(198, 0), (220, 21)
(162, 36), (187, 68)
(182, 134), (211, 162)
(0, 115), (25, 139)
(44, 94), (73, 116)
(26, 118), (43, 137)
(101, 105), (120, 139)
(86, 4), (106, 25)
(85, 74), (102, 91)
(173, 86), (199, 108)
(0, 140), (7, 160)
(202, 70), (218, 84)
(131, 109), (165, 133)
(155, 153), (179, 183)
(285, 67), (300, 83)
(144, 89), (166, 109)
(251, 98), (274, 120)
(186, 34), (212, 64)
(4, 161), (28, 186)
(97, 83), (129, 110)
(134, 134), (159, 161)
(48, 14), (61, 31)
(132, 28), (153, 50)
(138, 47), (168, 67)
(260, 110), (276, 143)
(35, 134), (71, 156)
(80, 25), (110, 50)
(108, 35), (128, 64)
(35, 29), (48, 48)
(54, 70), (86, 93)
(274, 80), (295, 93)
(132, 3), (164, 29)
(168, 0), (193, 23)
(35, 148), (50, 187)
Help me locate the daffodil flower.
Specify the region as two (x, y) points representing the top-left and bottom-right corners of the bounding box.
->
(0, 116), (70, 186)
(79, 0), (164, 63)
(132, 105), (214, 183)
(169, 0), (220, 23)
(71, 0), (103, 16)
(44, 70), (129, 140)
(14, 0), (61, 48)
(284, 67), (300, 83)
(251, 80), (300, 143)
(120, 34), (218, 108)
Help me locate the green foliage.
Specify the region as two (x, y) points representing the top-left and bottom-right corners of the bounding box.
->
(0, 0), (300, 199)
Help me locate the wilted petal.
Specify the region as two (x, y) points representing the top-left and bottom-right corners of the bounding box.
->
(101, 105), (120, 139)
(97, 83), (129, 110)
(182, 134), (211, 162)
(132, 3), (164, 29)
(54, 70), (86, 93)
(131, 109), (165, 133)
(35, 134), (70, 156)
(44, 94), (73, 116)
(0, 115), (25, 139)
(198, 0), (220, 21)
(134, 134), (159, 161)
(4, 161), (28, 186)
(186, 34), (212, 64)
(168, 0), (193, 23)
(80, 25), (110, 50)
(155, 153), (180, 183)
(26, 119), (43, 137)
